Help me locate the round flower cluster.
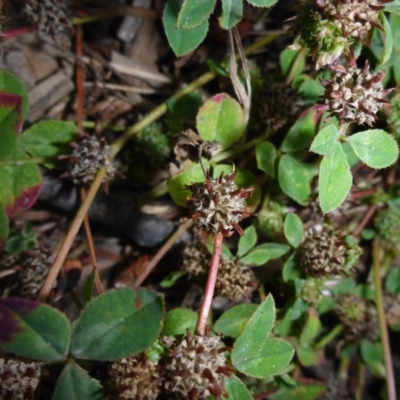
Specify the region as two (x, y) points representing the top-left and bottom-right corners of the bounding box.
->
(184, 170), (254, 238)
(163, 331), (231, 399)
(0, 358), (41, 400)
(109, 353), (161, 400)
(67, 135), (116, 187)
(24, 0), (73, 37)
(320, 62), (392, 126)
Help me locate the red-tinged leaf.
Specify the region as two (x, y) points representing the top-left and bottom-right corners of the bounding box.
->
(6, 183), (42, 217)
(0, 92), (23, 133)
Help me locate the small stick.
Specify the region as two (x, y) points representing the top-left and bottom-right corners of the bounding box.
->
(195, 232), (224, 336)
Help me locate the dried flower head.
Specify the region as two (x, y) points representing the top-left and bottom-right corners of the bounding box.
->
(319, 375), (353, 400)
(384, 293), (400, 328)
(184, 170), (254, 238)
(13, 247), (54, 300)
(299, 226), (359, 276)
(320, 62), (392, 126)
(300, 277), (325, 305)
(66, 135), (116, 187)
(24, 0), (73, 36)
(216, 258), (257, 302)
(163, 331), (232, 399)
(317, 0), (389, 41)
(109, 353), (162, 400)
(336, 294), (379, 341)
(181, 241), (211, 277)
(0, 357), (41, 400)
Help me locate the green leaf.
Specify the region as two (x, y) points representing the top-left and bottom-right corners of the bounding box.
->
(214, 304), (258, 338)
(378, 12), (393, 66)
(256, 141), (276, 178)
(385, 268), (400, 294)
(282, 111), (317, 154)
(20, 120), (79, 169)
(284, 213), (303, 248)
(52, 363), (103, 400)
(319, 142), (352, 214)
(159, 270), (186, 288)
(282, 253), (301, 282)
(162, 308), (198, 336)
(237, 225), (257, 257)
(0, 298), (71, 361)
(168, 162), (208, 207)
(163, 0), (208, 56)
(297, 344), (323, 367)
(360, 340), (385, 377)
(177, 0), (216, 29)
(232, 295), (294, 378)
(347, 129), (399, 169)
(385, 0), (400, 15)
(300, 310), (322, 344)
(269, 384), (325, 400)
(246, 0), (278, 7)
(0, 71), (29, 118)
(280, 49), (305, 79)
(278, 154), (312, 205)
(290, 297), (308, 320)
(197, 93), (245, 149)
(71, 288), (164, 361)
(310, 124), (340, 155)
(224, 375), (253, 400)
(240, 243), (290, 266)
(219, 0), (243, 29)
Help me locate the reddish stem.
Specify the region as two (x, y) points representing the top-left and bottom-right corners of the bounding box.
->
(0, 26), (32, 39)
(353, 204), (377, 237)
(195, 232), (224, 336)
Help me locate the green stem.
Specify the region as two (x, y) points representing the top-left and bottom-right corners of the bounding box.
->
(0, 157), (45, 166)
(372, 239), (397, 400)
(315, 324), (343, 349)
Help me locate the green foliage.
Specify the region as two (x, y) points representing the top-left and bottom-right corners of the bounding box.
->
(237, 225), (258, 257)
(71, 288), (164, 361)
(219, 0), (243, 29)
(284, 213), (303, 248)
(240, 243), (290, 266)
(0, 71), (29, 118)
(177, 0), (216, 29)
(162, 308), (198, 336)
(224, 375), (253, 400)
(232, 295), (294, 378)
(52, 364), (104, 400)
(256, 141), (277, 178)
(0, 298), (71, 361)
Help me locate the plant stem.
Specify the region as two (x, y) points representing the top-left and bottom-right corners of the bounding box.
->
(372, 239), (397, 400)
(133, 219), (192, 288)
(37, 167), (108, 301)
(196, 232), (224, 336)
(315, 324), (343, 349)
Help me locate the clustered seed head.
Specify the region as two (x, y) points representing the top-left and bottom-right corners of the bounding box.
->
(317, 0), (389, 40)
(299, 226), (358, 276)
(300, 278), (324, 305)
(258, 86), (301, 131)
(13, 247), (54, 300)
(181, 241), (211, 277)
(375, 204), (400, 251)
(184, 170), (254, 238)
(216, 259), (257, 302)
(0, 357), (41, 400)
(163, 331), (232, 400)
(290, 0), (391, 69)
(336, 294), (379, 341)
(384, 293), (400, 328)
(24, 0), (73, 36)
(256, 201), (286, 240)
(67, 135), (116, 186)
(320, 62), (392, 126)
(109, 353), (162, 400)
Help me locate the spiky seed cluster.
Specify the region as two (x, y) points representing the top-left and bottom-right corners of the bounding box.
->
(163, 331), (231, 400)
(109, 354), (161, 400)
(318, 0), (388, 40)
(67, 136), (116, 186)
(384, 294), (400, 328)
(184, 171), (254, 238)
(336, 294), (379, 341)
(320, 62), (391, 126)
(375, 205), (400, 251)
(13, 248), (54, 300)
(0, 358), (41, 400)
(216, 259), (257, 302)
(181, 241), (211, 277)
(299, 226), (354, 276)
(24, 0), (72, 36)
